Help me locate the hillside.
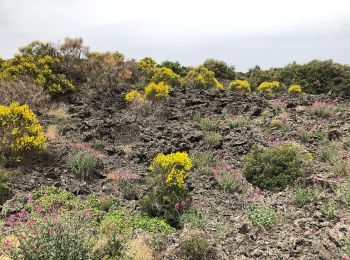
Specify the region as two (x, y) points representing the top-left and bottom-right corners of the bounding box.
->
(1, 39), (350, 259)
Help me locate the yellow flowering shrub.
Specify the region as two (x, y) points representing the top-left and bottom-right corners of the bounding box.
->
(125, 89), (144, 104)
(141, 152), (192, 224)
(0, 42), (75, 97)
(151, 67), (182, 87)
(150, 152), (192, 189)
(136, 57), (157, 78)
(229, 79), (251, 93)
(184, 65), (223, 89)
(288, 84), (302, 93)
(257, 81), (280, 93)
(144, 81), (170, 101)
(0, 102), (46, 163)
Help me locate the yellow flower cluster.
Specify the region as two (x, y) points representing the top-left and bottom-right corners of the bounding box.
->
(0, 102), (46, 162)
(229, 79), (251, 93)
(136, 57), (157, 72)
(288, 84), (302, 93)
(0, 44), (74, 96)
(125, 89), (144, 104)
(144, 81), (170, 100)
(184, 65), (223, 89)
(150, 152), (192, 188)
(151, 67), (182, 87)
(257, 81), (280, 93)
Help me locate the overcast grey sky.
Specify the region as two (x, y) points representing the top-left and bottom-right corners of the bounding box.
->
(0, 0), (349, 71)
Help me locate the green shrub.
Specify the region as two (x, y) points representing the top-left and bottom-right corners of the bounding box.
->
(92, 140), (104, 150)
(118, 179), (138, 200)
(31, 186), (78, 210)
(244, 203), (276, 229)
(180, 233), (212, 260)
(7, 211), (94, 260)
(229, 117), (247, 128)
(293, 188), (317, 206)
(214, 168), (241, 193)
(311, 102), (336, 118)
(318, 142), (338, 163)
(179, 211), (205, 229)
(204, 133), (222, 147)
(203, 59), (235, 79)
(191, 151), (216, 176)
(244, 143), (312, 191)
(67, 151), (97, 180)
(100, 209), (173, 235)
(298, 130), (311, 143)
(276, 59), (350, 95)
(199, 117), (219, 131)
(184, 65), (223, 89)
(322, 201), (338, 219)
(0, 171), (10, 205)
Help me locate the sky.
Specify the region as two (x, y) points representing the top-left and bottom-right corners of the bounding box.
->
(0, 0), (349, 71)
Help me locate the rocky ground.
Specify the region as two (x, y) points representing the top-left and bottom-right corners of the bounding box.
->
(2, 85), (350, 259)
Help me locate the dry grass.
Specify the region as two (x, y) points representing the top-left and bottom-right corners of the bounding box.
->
(126, 234), (154, 260)
(47, 103), (69, 119)
(45, 124), (59, 141)
(0, 80), (48, 109)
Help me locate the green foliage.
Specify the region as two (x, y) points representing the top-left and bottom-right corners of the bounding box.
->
(180, 233), (212, 260)
(229, 117), (247, 128)
(293, 188), (317, 206)
(158, 60), (188, 77)
(32, 186), (78, 209)
(179, 210), (205, 229)
(204, 133), (222, 147)
(92, 140), (104, 150)
(67, 151), (97, 180)
(184, 65), (223, 89)
(244, 203), (276, 229)
(191, 151), (216, 176)
(100, 209), (173, 235)
(0, 171), (10, 205)
(298, 130), (311, 143)
(118, 179), (138, 200)
(216, 171), (240, 192)
(318, 142), (338, 163)
(244, 143), (312, 191)
(277, 60), (350, 95)
(311, 102), (336, 118)
(244, 60), (350, 95)
(203, 59), (235, 79)
(151, 67), (182, 87)
(199, 117), (219, 131)
(9, 212), (94, 260)
(322, 200), (338, 219)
